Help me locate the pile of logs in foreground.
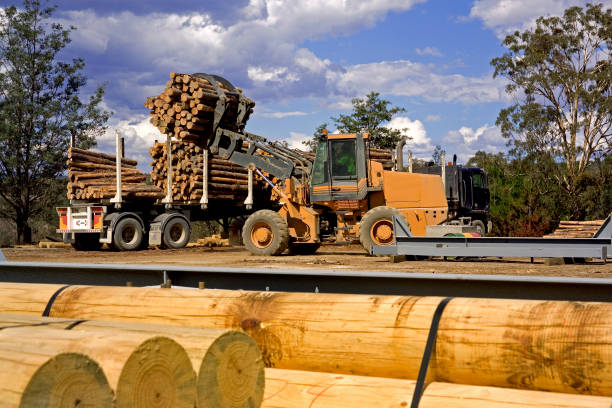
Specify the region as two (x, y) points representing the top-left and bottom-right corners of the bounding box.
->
(1, 282), (612, 407)
(0, 312), (264, 408)
(149, 140), (268, 203)
(144, 72), (255, 142)
(544, 219), (607, 238)
(67, 147), (163, 200)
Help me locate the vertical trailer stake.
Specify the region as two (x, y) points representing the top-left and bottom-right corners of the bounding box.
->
(200, 149), (208, 210)
(162, 135), (173, 208)
(244, 165), (254, 210)
(110, 130), (123, 209)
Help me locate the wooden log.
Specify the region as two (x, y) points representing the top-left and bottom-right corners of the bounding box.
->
(70, 147), (138, 166)
(1, 283), (611, 395)
(0, 344), (113, 408)
(68, 161), (138, 172)
(262, 368), (612, 408)
(0, 324), (197, 408)
(70, 169), (144, 181)
(69, 150), (137, 168)
(0, 314), (265, 408)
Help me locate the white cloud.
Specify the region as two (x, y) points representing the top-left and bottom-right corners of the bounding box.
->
(387, 116), (435, 156)
(259, 110), (308, 118)
(96, 116), (162, 172)
(415, 46), (442, 57)
(467, 0), (600, 38)
(330, 60), (507, 104)
(425, 114), (440, 122)
(247, 66), (299, 84)
(444, 124), (506, 161)
(282, 131), (312, 150)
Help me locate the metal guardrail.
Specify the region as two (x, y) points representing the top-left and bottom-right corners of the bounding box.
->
(0, 261), (610, 302)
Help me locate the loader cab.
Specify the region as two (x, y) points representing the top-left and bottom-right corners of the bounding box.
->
(310, 132), (368, 202)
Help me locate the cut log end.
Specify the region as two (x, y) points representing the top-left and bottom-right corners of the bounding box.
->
(198, 331), (265, 408)
(21, 352), (113, 408)
(115, 336), (196, 408)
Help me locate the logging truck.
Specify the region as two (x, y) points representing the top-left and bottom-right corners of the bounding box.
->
(57, 73), (478, 254)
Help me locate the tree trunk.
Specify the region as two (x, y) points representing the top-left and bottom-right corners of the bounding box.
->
(15, 214), (32, 245)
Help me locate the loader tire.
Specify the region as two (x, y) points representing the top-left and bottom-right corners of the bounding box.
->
(359, 206), (408, 254)
(242, 210), (289, 256)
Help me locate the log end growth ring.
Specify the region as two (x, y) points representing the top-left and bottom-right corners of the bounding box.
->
(115, 336), (197, 408)
(21, 352), (113, 408)
(198, 330), (265, 408)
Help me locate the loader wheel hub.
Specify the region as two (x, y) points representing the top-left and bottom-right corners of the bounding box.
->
(371, 219), (394, 245)
(251, 223), (273, 248)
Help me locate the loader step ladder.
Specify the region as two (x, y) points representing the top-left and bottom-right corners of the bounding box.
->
(371, 215), (612, 261)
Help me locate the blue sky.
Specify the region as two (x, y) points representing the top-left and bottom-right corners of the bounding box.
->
(4, 0), (608, 169)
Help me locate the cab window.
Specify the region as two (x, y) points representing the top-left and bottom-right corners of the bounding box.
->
(330, 139), (357, 179)
(472, 173), (484, 188)
(311, 140), (329, 185)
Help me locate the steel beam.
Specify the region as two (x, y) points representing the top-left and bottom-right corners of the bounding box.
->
(372, 216), (611, 260)
(0, 261), (611, 302)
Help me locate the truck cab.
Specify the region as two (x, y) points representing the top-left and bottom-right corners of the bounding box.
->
(414, 163), (490, 233)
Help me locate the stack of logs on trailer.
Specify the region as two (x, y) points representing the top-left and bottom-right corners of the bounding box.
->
(67, 147), (163, 200)
(149, 141), (270, 203)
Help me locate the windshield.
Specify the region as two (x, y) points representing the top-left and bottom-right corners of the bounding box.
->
(330, 139), (357, 178)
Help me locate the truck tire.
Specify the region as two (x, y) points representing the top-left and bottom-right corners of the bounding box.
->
(471, 219), (486, 235)
(72, 233), (102, 251)
(288, 242), (321, 255)
(242, 210), (289, 256)
(113, 217), (143, 251)
(359, 206), (408, 253)
(162, 217), (191, 249)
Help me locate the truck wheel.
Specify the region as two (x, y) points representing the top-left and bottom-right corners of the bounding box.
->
(113, 217), (143, 251)
(72, 233), (102, 251)
(359, 206), (408, 253)
(288, 242), (321, 255)
(471, 219), (485, 235)
(162, 217), (191, 249)
(242, 210), (289, 256)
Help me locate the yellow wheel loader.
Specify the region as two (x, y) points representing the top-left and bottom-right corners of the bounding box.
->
(209, 128), (449, 255)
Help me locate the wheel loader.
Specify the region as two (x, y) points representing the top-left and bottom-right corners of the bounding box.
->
(209, 127), (449, 255)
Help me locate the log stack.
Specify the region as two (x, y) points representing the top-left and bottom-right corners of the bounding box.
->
(144, 72), (255, 142)
(2, 283), (611, 396)
(544, 219), (606, 238)
(0, 314), (265, 408)
(0, 325), (197, 408)
(67, 147), (163, 200)
(149, 140), (269, 203)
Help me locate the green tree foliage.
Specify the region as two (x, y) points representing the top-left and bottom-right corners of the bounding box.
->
(491, 3), (612, 218)
(0, 0), (110, 243)
(467, 149), (610, 236)
(312, 92), (408, 150)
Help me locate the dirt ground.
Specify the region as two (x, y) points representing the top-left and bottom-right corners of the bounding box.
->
(3, 244), (612, 278)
